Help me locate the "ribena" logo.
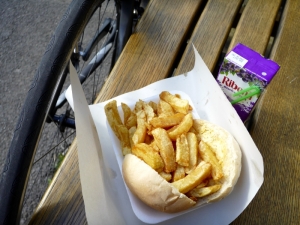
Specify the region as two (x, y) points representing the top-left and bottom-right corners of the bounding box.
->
(222, 76), (242, 91)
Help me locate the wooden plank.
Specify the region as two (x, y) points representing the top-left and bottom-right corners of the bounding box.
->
(95, 0), (205, 103)
(29, 0), (205, 223)
(228, 0), (282, 54)
(175, 0), (243, 74)
(232, 0), (300, 224)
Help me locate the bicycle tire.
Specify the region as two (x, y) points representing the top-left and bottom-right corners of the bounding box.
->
(0, 0), (135, 224)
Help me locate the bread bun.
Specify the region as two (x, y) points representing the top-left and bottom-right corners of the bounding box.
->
(122, 154), (196, 213)
(122, 119), (241, 213)
(193, 119), (242, 204)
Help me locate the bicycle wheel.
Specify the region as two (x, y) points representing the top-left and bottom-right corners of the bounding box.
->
(0, 0), (138, 224)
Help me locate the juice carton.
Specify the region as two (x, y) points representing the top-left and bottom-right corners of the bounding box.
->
(217, 43), (280, 122)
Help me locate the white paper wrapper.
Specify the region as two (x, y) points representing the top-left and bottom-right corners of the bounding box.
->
(67, 46), (264, 225)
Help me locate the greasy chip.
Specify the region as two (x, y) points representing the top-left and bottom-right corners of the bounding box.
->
(125, 113), (137, 129)
(189, 184), (221, 198)
(185, 132), (198, 173)
(150, 113), (185, 128)
(105, 100), (131, 155)
(172, 161), (212, 193)
(132, 110), (147, 145)
(121, 102), (132, 125)
(152, 128), (176, 173)
(157, 99), (175, 117)
(176, 134), (190, 167)
(199, 141), (223, 180)
(148, 101), (158, 115)
(132, 143), (164, 172)
(104, 100), (123, 139)
(168, 113), (193, 141)
(128, 126), (136, 148)
(159, 171), (172, 182)
(172, 165), (185, 182)
(159, 91), (190, 114)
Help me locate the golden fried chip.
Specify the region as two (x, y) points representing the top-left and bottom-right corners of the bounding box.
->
(172, 165), (185, 182)
(195, 180), (209, 189)
(152, 128), (176, 173)
(176, 134), (190, 167)
(157, 99), (175, 117)
(104, 100), (123, 139)
(128, 126), (136, 148)
(125, 113), (137, 129)
(149, 140), (160, 152)
(121, 102), (132, 125)
(116, 124), (131, 155)
(143, 102), (155, 123)
(171, 161), (212, 194)
(168, 113), (193, 141)
(199, 141), (223, 180)
(159, 171), (172, 182)
(134, 99), (144, 113)
(150, 113), (185, 128)
(185, 132), (198, 174)
(132, 110), (147, 145)
(132, 143), (164, 172)
(143, 102), (155, 131)
(159, 91), (189, 114)
(148, 101), (158, 115)
(189, 184), (221, 198)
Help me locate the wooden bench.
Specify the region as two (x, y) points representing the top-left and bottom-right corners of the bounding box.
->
(29, 0), (300, 224)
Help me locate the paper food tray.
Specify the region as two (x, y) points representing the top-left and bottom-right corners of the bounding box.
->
(67, 46), (264, 225)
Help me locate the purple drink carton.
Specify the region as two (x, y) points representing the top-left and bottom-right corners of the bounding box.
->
(217, 43), (280, 122)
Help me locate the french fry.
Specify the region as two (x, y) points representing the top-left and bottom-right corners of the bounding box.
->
(171, 161), (212, 193)
(189, 184), (221, 198)
(152, 128), (176, 173)
(199, 141), (223, 180)
(194, 179), (209, 189)
(132, 110), (147, 145)
(159, 91), (190, 114)
(116, 124), (132, 155)
(159, 171), (172, 182)
(143, 102), (155, 123)
(150, 113), (185, 128)
(104, 100), (123, 139)
(132, 143), (164, 172)
(172, 165), (185, 182)
(185, 132), (198, 174)
(134, 99), (144, 113)
(121, 102), (132, 125)
(148, 101), (158, 115)
(125, 113), (137, 129)
(149, 140), (160, 152)
(176, 134), (190, 167)
(143, 102), (155, 131)
(168, 113), (193, 141)
(128, 126), (136, 148)
(157, 99), (175, 117)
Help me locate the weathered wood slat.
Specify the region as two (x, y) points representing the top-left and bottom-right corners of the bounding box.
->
(232, 0), (300, 224)
(29, 0), (205, 223)
(228, 0), (282, 54)
(175, 0), (243, 74)
(94, 0), (205, 103)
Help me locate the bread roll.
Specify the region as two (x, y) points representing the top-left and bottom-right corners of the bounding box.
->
(193, 119), (242, 204)
(122, 119), (242, 213)
(122, 154), (196, 213)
